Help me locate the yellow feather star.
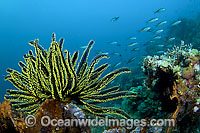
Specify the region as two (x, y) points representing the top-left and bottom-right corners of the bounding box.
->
(4, 33), (136, 119)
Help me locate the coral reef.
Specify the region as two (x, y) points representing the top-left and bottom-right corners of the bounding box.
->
(102, 124), (163, 133)
(3, 32), (200, 132)
(0, 100), (26, 132)
(102, 127), (126, 133)
(122, 86), (166, 119)
(23, 99), (91, 133)
(142, 41), (200, 132)
(0, 101), (18, 132)
(0, 100), (91, 132)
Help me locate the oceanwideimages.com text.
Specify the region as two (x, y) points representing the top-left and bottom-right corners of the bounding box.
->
(25, 115), (175, 129)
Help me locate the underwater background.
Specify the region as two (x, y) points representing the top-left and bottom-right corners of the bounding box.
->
(0, 0), (200, 102)
(0, 0), (200, 132)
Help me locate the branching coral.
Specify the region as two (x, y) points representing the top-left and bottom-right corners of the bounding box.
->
(4, 33), (136, 119)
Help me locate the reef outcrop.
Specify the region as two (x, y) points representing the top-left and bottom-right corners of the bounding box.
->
(142, 41), (200, 132)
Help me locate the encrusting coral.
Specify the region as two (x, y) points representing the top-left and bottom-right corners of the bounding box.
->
(3, 33), (136, 131)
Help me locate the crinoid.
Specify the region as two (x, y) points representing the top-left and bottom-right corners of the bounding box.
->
(4, 33), (136, 119)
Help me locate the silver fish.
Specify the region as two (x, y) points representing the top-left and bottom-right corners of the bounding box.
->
(166, 44), (173, 48)
(107, 41), (120, 46)
(152, 35), (161, 40)
(131, 48), (140, 51)
(157, 51), (165, 54)
(156, 21), (167, 26)
(127, 36), (136, 40)
(101, 52), (109, 55)
(147, 18), (159, 23)
(147, 40), (155, 43)
(128, 42), (138, 47)
(154, 8), (166, 13)
(112, 62), (122, 68)
(111, 16), (119, 22)
(80, 45), (88, 49)
(154, 29), (164, 34)
(139, 26), (151, 32)
(95, 50), (109, 55)
(127, 57), (136, 64)
(111, 52), (122, 56)
(168, 37), (175, 42)
(156, 44), (165, 47)
(171, 20), (181, 26)
(143, 40), (155, 45)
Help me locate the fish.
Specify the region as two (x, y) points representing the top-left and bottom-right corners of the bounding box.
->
(131, 48), (140, 51)
(95, 50), (103, 54)
(167, 37), (176, 42)
(95, 50), (109, 55)
(110, 80), (115, 84)
(156, 44), (165, 47)
(157, 51), (165, 54)
(112, 62), (122, 68)
(154, 8), (166, 13)
(100, 52), (109, 55)
(146, 40), (155, 43)
(154, 29), (164, 34)
(152, 35), (161, 40)
(156, 21), (167, 26)
(127, 57), (136, 64)
(147, 18), (159, 23)
(171, 20), (181, 26)
(166, 44), (173, 48)
(143, 40), (155, 45)
(108, 41), (118, 45)
(128, 42), (138, 47)
(127, 36), (136, 40)
(111, 52), (122, 56)
(80, 45), (88, 49)
(111, 16), (119, 22)
(139, 26), (151, 32)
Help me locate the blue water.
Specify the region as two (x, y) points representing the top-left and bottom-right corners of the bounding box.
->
(0, 0), (200, 102)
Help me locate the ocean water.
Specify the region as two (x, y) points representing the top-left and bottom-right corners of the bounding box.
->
(0, 0), (199, 106)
